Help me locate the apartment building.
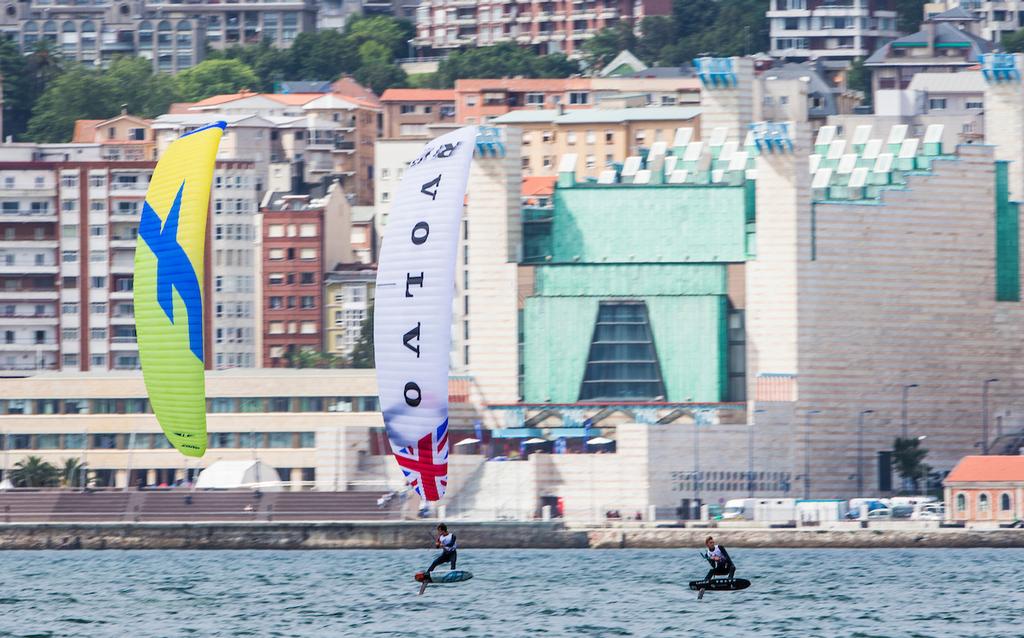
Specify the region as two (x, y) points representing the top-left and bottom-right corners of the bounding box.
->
(0, 143), (258, 372)
(766, 0), (901, 63)
(154, 84), (381, 205)
(492, 106), (701, 179)
(412, 0), (639, 57)
(0, 0), (315, 71)
(379, 89), (457, 139)
(323, 263), (375, 361)
(260, 187), (351, 367)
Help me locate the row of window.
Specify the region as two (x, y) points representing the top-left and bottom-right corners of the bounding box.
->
(0, 396), (379, 415)
(268, 247), (318, 261)
(1, 175), (48, 189)
(268, 296), (318, 310)
(954, 491), (1014, 515)
(267, 320), (319, 335)
(268, 272), (318, 285)
(0, 431), (315, 451)
(60, 354), (138, 369)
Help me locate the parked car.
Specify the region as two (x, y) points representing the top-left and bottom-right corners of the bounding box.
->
(867, 507), (892, 520)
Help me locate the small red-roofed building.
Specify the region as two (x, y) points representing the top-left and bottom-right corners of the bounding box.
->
(944, 455), (1024, 523)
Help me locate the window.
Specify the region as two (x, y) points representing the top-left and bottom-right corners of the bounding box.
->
(90, 302), (107, 314)
(300, 248), (316, 260)
(300, 272), (315, 285)
(62, 225), (79, 239)
(568, 92), (589, 105)
(605, 130), (614, 143)
(585, 155), (596, 169)
(90, 276), (106, 289)
(543, 156), (554, 169)
(62, 303), (79, 315)
(966, 101), (983, 110)
(585, 130), (596, 145)
(978, 493), (990, 514)
(269, 248), (284, 260)
(62, 250), (78, 263)
(579, 302), (665, 401)
(928, 98), (947, 111)
(268, 224), (285, 238)
(1001, 493), (1012, 512)
(465, 95), (478, 107)
(62, 353), (79, 368)
(566, 131), (577, 145)
(525, 92), (544, 106)
(89, 327), (107, 340)
(299, 224), (317, 237)
(542, 130), (554, 143)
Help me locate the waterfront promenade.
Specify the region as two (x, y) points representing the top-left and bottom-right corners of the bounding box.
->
(0, 520), (1021, 550)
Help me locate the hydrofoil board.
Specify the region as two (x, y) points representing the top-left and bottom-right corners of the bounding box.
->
(689, 578), (751, 592)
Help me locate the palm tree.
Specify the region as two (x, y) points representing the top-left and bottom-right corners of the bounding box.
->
(893, 437), (929, 494)
(11, 456), (61, 487)
(61, 458), (83, 488)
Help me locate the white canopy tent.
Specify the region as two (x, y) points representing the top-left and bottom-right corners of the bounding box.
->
(194, 460), (283, 491)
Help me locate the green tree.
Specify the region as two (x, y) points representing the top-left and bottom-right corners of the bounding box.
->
(11, 456), (61, 488)
(343, 14), (415, 61)
(895, 0), (927, 34)
(580, 21), (637, 71)
(208, 40), (293, 91)
(1004, 28), (1024, 53)
(636, 16), (679, 66)
(350, 304), (374, 368)
(61, 457), (84, 488)
(26, 65), (119, 142)
(433, 43), (580, 88)
(658, 0), (769, 64)
(288, 30), (358, 81)
(105, 57), (180, 118)
(893, 437), (929, 493)
(175, 59), (260, 102)
(847, 57), (871, 107)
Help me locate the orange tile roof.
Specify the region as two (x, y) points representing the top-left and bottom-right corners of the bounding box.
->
(380, 88), (456, 102)
(522, 176), (556, 198)
(71, 120), (102, 143)
(945, 455), (1024, 483)
(331, 77), (382, 109)
(455, 78), (590, 93)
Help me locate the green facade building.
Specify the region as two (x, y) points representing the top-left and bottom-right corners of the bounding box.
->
(521, 171), (755, 404)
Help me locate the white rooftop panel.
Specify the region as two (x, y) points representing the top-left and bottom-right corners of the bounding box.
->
(812, 168), (833, 189)
(745, 168), (757, 180)
(719, 140), (738, 161)
(682, 141), (705, 162)
(668, 169), (689, 184)
(557, 153), (578, 173)
(621, 156), (642, 176)
(711, 169), (726, 183)
(709, 127), (729, 147)
(874, 153), (894, 173)
(673, 127), (694, 147)
(649, 141), (668, 158)
(837, 153), (858, 174)
(862, 139), (883, 160)
(898, 138), (920, 159)
(809, 154), (822, 174)
(826, 139), (847, 160)
(887, 124), (908, 145)
(849, 167), (869, 188)
(815, 125), (837, 147)
(743, 131), (755, 148)
(663, 156), (678, 175)
(852, 125), (873, 146)
(728, 151), (749, 172)
(634, 169), (652, 184)
(597, 170), (617, 184)
(924, 124), (944, 145)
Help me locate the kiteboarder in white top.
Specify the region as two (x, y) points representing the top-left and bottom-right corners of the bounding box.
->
(427, 523), (458, 573)
(702, 535), (736, 582)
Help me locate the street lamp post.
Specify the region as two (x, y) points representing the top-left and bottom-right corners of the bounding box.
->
(804, 410), (822, 499)
(900, 384), (918, 439)
(857, 409), (874, 497)
(982, 378), (999, 455)
(916, 435), (927, 496)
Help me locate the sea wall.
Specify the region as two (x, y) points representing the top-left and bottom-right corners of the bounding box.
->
(0, 522), (1021, 550)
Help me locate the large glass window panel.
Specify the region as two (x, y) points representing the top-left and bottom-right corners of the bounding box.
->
(579, 302), (665, 401)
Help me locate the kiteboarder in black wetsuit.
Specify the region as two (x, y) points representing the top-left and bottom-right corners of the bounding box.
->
(427, 523), (457, 573)
(702, 535), (736, 583)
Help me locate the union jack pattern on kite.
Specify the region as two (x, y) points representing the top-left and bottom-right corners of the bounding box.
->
(393, 419), (449, 501)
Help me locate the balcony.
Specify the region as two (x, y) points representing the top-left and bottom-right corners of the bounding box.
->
(0, 313), (58, 324)
(109, 290), (133, 300)
(0, 210), (58, 222)
(0, 289), (59, 300)
(109, 238), (136, 249)
(0, 239), (58, 248)
(0, 264), (59, 275)
(109, 182), (149, 194)
(0, 340), (59, 351)
(333, 141), (356, 152)
(110, 261), (135, 273)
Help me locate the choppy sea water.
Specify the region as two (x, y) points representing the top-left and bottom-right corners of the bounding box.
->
(0, 548), (1020, 637)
